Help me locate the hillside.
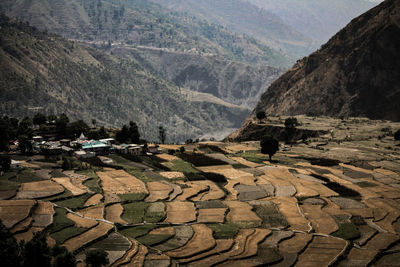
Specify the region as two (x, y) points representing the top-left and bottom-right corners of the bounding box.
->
(0, 15), (250, 142)
(0, 0), (292, 68)
(230, 0), (400, 141)
(111, 46), (283, 109)
(248, 0), (380, 44)
(149, 0), (315, 58)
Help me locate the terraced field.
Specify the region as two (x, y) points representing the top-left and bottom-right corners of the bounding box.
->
(1, 117), (400, 266)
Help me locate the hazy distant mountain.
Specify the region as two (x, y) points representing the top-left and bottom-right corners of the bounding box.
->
(230, 0), (400, 140)
(149, 0), (316, 58)
(0, 0), (291, 67)
(248, 0), (381, 44)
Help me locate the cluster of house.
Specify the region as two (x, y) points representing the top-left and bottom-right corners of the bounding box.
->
(29, 133), (161, 158)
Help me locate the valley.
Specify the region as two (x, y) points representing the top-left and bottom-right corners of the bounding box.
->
(1, 116), (400, 266)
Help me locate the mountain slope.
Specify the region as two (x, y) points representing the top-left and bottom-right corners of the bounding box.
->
(230, 0), (400, 140)
(0, 15), (249, 142)
(248, 0), (380, 44)
(0, 0), (291, 67)
(111, 46), (282, 109)
(149, 0), (315, 58)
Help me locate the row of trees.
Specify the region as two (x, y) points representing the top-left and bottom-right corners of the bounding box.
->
(115, 122), (168, 144)
(0, 116), (33, 153)
(0, 113), (111, 153)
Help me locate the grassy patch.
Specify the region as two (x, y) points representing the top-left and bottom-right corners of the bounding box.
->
(107, 154), (133, 166)
(118, 193), (147, 202)
(356, 181), (378, 188)
(121, 202), (148, 224)
(83, 178), (102, 194)
(231, 152), (266, 164)
(137, 234), (173, 246)
(119, 225), (156, 238)
(0, 170), (20, 190)
(121, 202), (165, 223)
(41, 189), (73, 202)
(163, 159), (199, 174)
(178, 153), (227, 167)
(49, 207), (75, 233)
(8, 168), (44, 183)
(77, 169), (100, 179)
(208, 223), (239, 239)
(144, 210), (165, 223)
(231, 163), (248, 169)
(252, 202), (289, 228)
(54, 193), (93, 210)
(332, 223), (360, 240)
(50, 226), (87, 244)
(124, 168), (152, 182)
(50, 169), (66, 178)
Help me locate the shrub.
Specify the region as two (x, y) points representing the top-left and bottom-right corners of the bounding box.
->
(256, 111), (266, 121)
(85, 249), (109, 267)
(395, 129), (400, 141)
(284, 117), (299, 129)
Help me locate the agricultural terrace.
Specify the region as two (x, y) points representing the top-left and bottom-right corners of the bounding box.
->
(0, 117), (400, 266)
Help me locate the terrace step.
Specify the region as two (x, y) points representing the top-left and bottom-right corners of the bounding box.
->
(167, 224), (216, 259)
(297, 235), (348, 267)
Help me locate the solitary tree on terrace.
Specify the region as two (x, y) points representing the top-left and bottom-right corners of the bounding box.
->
(260, 135), (279, 162)
(159, 126), (166, 144)
(256, 111), (266, 122)
(395, 129), (400, 141)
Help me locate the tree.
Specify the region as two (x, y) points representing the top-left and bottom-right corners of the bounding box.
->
(22, 232), (51, 267)
(179, 146), (185, 153)
(0, 117), (11, 151)
(47, 114), (57, 123)
(256, 111), (266, 122)
(284, 117), (299, 129)
(159, 126), (166, 144)
(97, 127), (108, 139)
(0, 220), (21, 267)
(51, 246), (76, 267)
(18, 117), (33, 137)
(0, 155), (11, 172)
(85, 249), (109, 267)
(395, 129), (400, 141)
(18, 135), (33, 155)
(33, 113), (47, 126)
(69, 120), (89, 138)
(55, 114), (70, 139)
(260, 135), (279, 161)
(284, 117), (299, 143)
(116, 125), (129, 143)
(128, 121), (140, 144)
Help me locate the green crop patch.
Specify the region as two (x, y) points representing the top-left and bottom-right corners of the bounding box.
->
(332, 223), (360, 240)
(208, 223), (239, 239)
(51, 226), (87, 244)
(136, 234), (173, 246)
(49, 207), (75, 233)
(54, 193), (93, 210)
(118, 193), (147, 202)
(121, 202), (148, 224)
(120, 225), (157, 238)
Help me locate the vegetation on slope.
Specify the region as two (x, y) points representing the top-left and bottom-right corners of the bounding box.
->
(0, 0), (291, 67)
(0, 15), (249, 142)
